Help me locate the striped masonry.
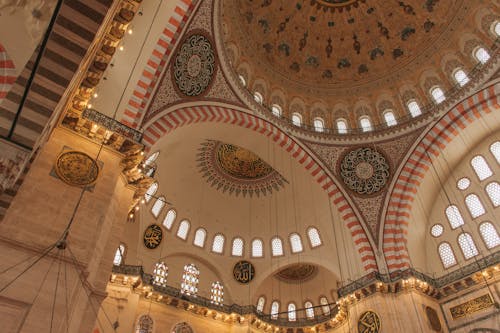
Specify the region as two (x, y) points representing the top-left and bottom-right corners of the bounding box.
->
(142, 105), (378, 272)
(0, 43), (16, 103)
(383, 85), (500, 273)
(121, 0), (194, 128)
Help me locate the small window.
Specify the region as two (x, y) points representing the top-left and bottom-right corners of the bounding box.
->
(307, 227), (322, 247)
(151, 196), (165, 218)
(193, 228), (207, 247)
(438, 242), (457, 268)
(292, 113), (302, 127)
(271, 237), (284, 256)
(177, 220), (190, 240)
(320, 297), (330, 315)
(383, 110), (397, 127)
(288, 303), (296, 322)
(465, 194), (486, 218)
(336, 119), (348, 134)
(181, 264), (199, 296)
(289, 233), (303, 253)
(430, 224), (444, 237)
(359, 116), (372, 132)
(271, 301), (279, 320)
(305, 301), (315, 319)
(238, 75), (246, 87)
(474, 47), (491, 64)
(254, 92), (263, 104)
(453, 69), (469, 87)
(145, 182), (158, 203)
(490, 141), (500, 164)
(210, 281), (224, 305)
(486, 182), (500, 207)
(257, 297), (265, 312)
(457, 177), (470, 190)
(162, 209), (176, 230)
(407, 100), (422, 117)
(212, 234), (225, 253)
(313, 117), (325, 132)
(431, 87), (446, 104)
(471, 156), (493, 181)
(144, 151), (159, 166)
(479, 222), (500, 249)
(271, 104), (282, 117)
(135, 315), (154, 333)
(232, 237), (244, 256)
(252, 238), (263, 257)
(458, 233), (479, 259)
(152, 261), (168, 287)
(493, 22), (500, 37)
(113, 244), (125, 266)
(445, 205), (465, 229)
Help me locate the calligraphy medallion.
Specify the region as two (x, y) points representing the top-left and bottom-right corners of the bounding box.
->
(55, 151), (99, 187)
(357, 311), (381, 333)
(143, 224), (163, 249)
(233, 260), (255, 284)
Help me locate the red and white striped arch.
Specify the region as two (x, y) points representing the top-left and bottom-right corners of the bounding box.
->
(142, 105), (378, 272)
(0, 43), (16, 103)
(121, 0), (195, 128)
(383, 84), (500, 272)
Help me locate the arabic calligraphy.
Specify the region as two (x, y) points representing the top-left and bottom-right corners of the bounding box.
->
(143, 224), (163, 249)
(233, 261), (255, 284)
(450, 294), (494, 320)
(358, 311), (381, 333)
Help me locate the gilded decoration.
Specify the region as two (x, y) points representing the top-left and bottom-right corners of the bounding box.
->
(173, 33), (215, 97)
(196, 140), (287, 197)
(143, 224), (163, 249)
(275, 264), (318, 283)
(449, 294), (495, 320)
(340, 147), (389, 195)
(172, 322), (194, 333)
(54, 151), (99, 187)
(357, 311), (381, 333)
(233, 260), (255, 284)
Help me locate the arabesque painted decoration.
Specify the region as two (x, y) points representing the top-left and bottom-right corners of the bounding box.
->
(54, 151), (99, 187)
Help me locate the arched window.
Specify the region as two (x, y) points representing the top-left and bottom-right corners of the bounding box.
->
(430, 87), (446, 104)
(193, 228), (206, 247)
(113, 243), (125, 266)
(151, 196), (165, 217)
(479, 222), (500, 249)
(238, 75), (246, 86)
(289, 233), (303, 253)
(383, 110), (397, 126)
(181, 264), (200, 296)
(288, 303), (296, 322)
(359, 116), (372, 132)
(471, 156), (493, 181)
(177, 220), (190, 240)
(474, 47), (491, 64)
(458, 233), (479, 259)
(271, 237), (284, 256)
(152, 262), (168, 287)
(438, 242), (457, 268)
(135, 315), (153, 333)
(162, 209), (176, 230)
(490, 141), (500, 164)
(453, 69), (469, 87)
(144, 151), (159, 166)
(313, 117), (325, 132)
(292, 113), (302, 127)
(320, 297), (330, 315)
(257, 296), (265, 312)
(407, 100), (422, 117)
(336, 119), (348, 134)
(305, 301), (315, 319)
(271, 301), (279, 320)
(212, 234), (225, 253)
(271, 104), (282, 117)
(486, 182), (500, 207)
(232, 237), (244, 256)
(254, 92), (263, 104)
(307, 227), (322, 247)
(465, 194), (486, 218)
(210, 281), (224, 305)
(493, 22), (500, 37)
(445, 205), (465, 229)
(144, 182), (158, 203)
(252, 238), (263, 257)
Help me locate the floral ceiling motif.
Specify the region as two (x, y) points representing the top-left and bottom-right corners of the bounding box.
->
(196, 140), (287, 197)
(340, 147), (389, 195)
(274, 264), (318, 283)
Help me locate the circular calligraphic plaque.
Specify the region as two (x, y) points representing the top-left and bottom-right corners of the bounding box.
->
(143, 224), (163, 249)
(233, 260), (255, 284)
(55, 151), (99, 187)
(358, 311), (381, 333)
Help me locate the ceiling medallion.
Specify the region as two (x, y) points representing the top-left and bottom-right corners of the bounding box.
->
(55, 151), (99, 187)
(233, 260), (255, 284)
(275, 264), (318, 283)
(143, 224), (163, 249)
(196, 140), (287, 197)
(340, 147), (389, 195)
(358, 311), (381, 333)
(173, 33), (215, 96)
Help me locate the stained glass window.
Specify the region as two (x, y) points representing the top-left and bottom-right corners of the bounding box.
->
(430, 224), (444, 237)
(305, 301), (315, 319)
(289, 233), (303, 253)
(490, 141), (500, 164)
(212, 234), (225, 253)
(453, 69), (469, 87)
(153, 262), (168, 287)
(307, 227), (322, 247)
(193, 228), (206, 247)
(177, 220), (190, 240)
(337, 119), (348, 134)
(457, 177), (470, 190)
(471, 156), (493, 181)
(458, 233), (479, 259)
(479, 222), (500, 249)
(359, 116), (372, 132)
(232, 237), (244, 256)
(181, 264), (199, 296)
(465, 194), (486, 218)
(257, 297), (265, 312)
(314, 118), (325, 132)
(445, 205), (465, 229)
(271, 301), (279, 320)
(431, 87), (446, 104)
(438, 243), (457, 268)
(407, 100), (422, 117)
(288, 303), (296, 322)
(151, 197), (165, 217)
(210, 281), (224, 305)
(292, 113), (302, 127)
(383, 110), (397, 126)
(113, 244), (125, 266)
(486, 182), (500, 207)
(162, 209), (176, 230)
(320, 297), (330, 315)
(271, 237), (284, 256)
(145, 182), (158, 203)
(252, 239), (263, 257)
(271, 104), (282, 117)
(475, 47), (491, 64)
